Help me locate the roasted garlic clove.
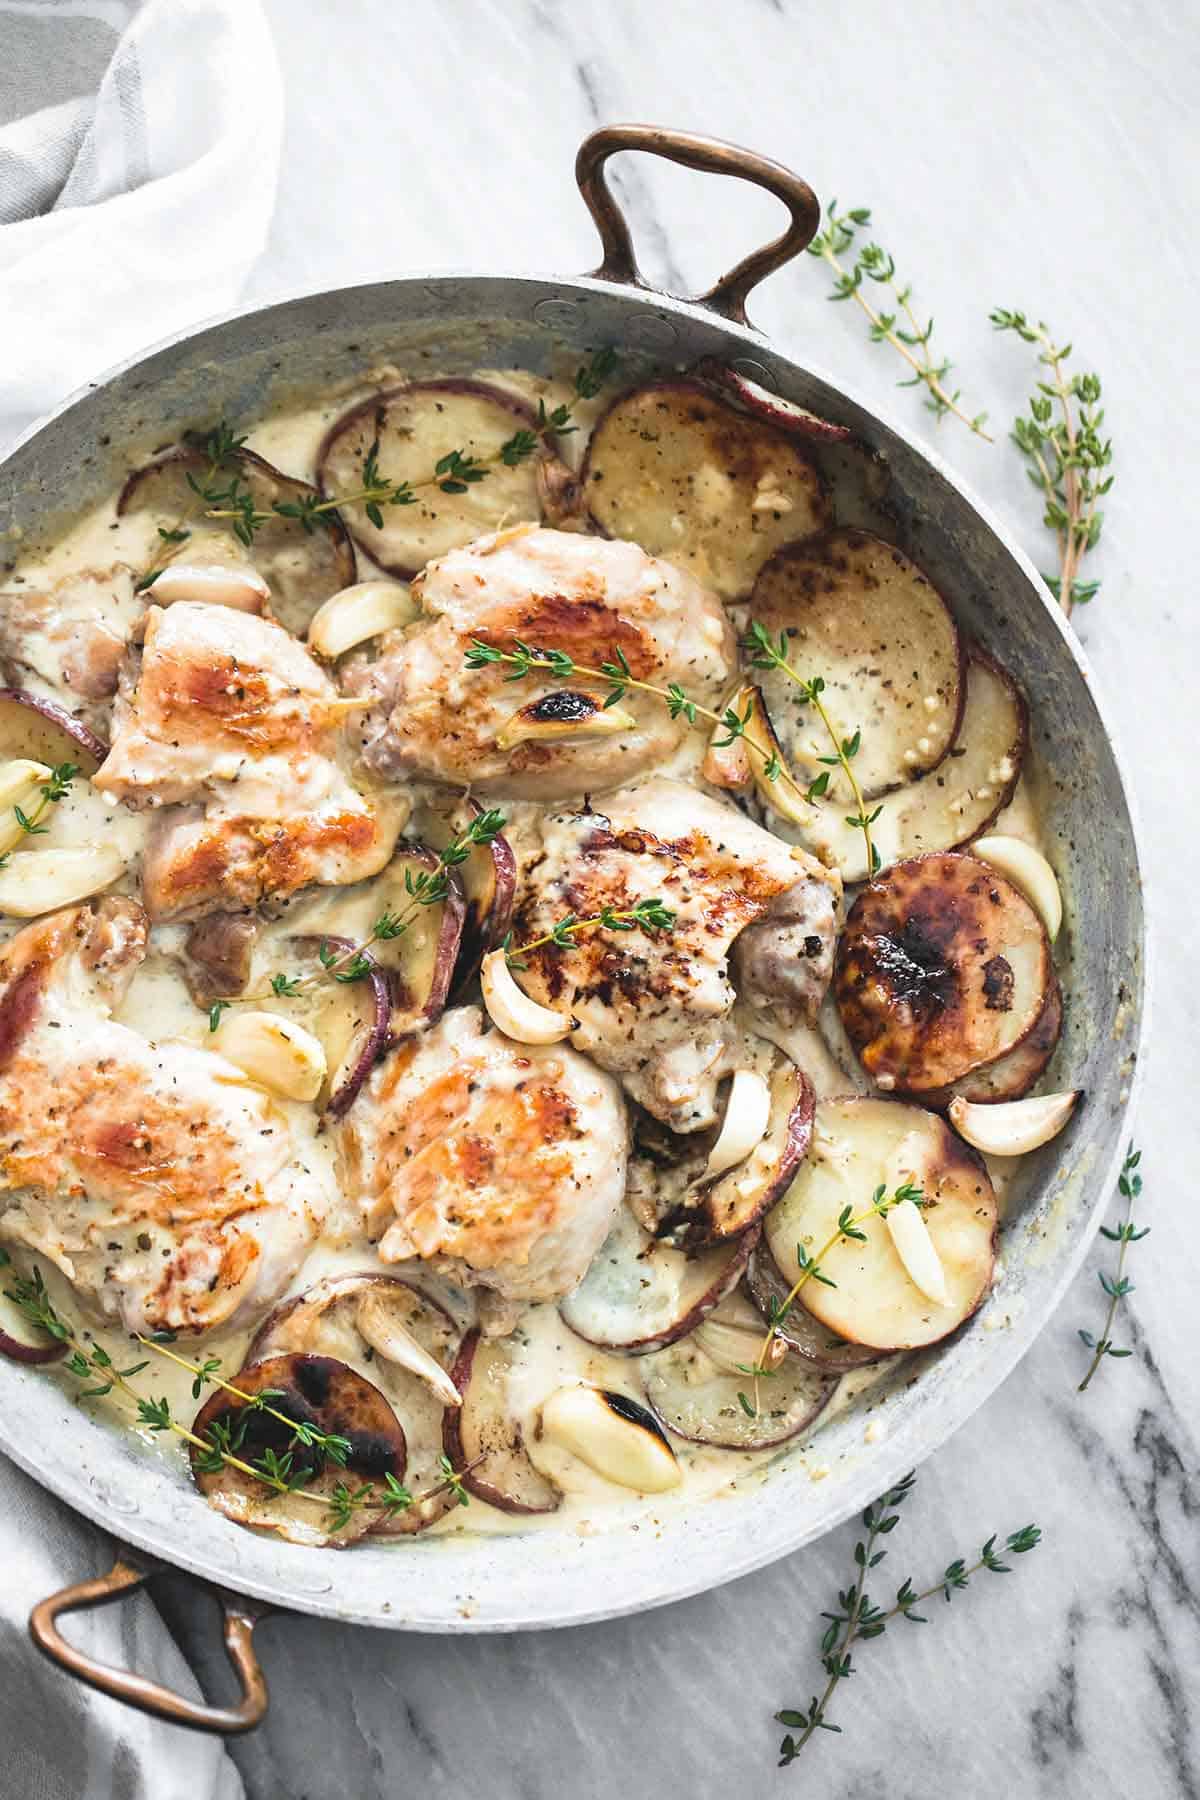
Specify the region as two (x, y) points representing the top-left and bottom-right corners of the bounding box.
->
(495, 690), (637, 751)
(480, 949), (570, 1044)
(703, 1069), (772, 1180)
(213, 1010), (327, 1102)
(539, 1385), (681, 1492)
(307, 580), (417, 660)
(972, 835), (1063, 941)
(948, 1090), (1080, 1156)
(0, 843), (126, 915)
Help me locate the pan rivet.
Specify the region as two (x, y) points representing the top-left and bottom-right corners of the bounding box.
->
(533, 298), (583, 331)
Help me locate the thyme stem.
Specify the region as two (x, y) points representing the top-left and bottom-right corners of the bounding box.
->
(1078, 1145), (1145, 1391)
(810, 205), (991, 440)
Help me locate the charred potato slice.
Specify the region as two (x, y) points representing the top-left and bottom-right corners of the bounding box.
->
(190, 1353), (406, 1547)
(750, 529), (964, 797)
(835, 851), (1052, 1094)
(443, 1330), (562, 1515)
(248, 1275), (463, 1535)
(764, 1097), (998, 1351)
(583, 380), (830, 601)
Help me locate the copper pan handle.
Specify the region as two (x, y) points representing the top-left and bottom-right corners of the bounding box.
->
(29, 1549), (270, 1734)
(575, 124), (821, 327)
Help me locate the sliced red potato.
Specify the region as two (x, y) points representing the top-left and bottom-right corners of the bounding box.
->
(247, 1275), (463, 1535)
(443, 1329), (562, 1515)
(633, 1061), (814, 1250)
(749, 529), (965, 796)
(0, 688), (107, 773)
(190, 1352), (407, 1547)
(690, 358), (855, 444)
(280, 846), (465, 1051)
(770, 649), (1028, 883)
(118, 444), (356, 636)
(252, 933), (389, 1120)
(316, 380), (546, 579)
(764, 1096), (998, 1351)
(559, 1201), (756, 1353)
(410, 796), (516, 993)
(835, 851), (1052, 1095)
(641, 1294), (836, 1451)
(745, 1243), (886, 1372)
(0, 1269), (67, 1365)
(922, 976), (1063, 1109)
(582, 379), (830, 602)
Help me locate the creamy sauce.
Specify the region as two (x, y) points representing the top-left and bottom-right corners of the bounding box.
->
(0, 363), (1059, 1547)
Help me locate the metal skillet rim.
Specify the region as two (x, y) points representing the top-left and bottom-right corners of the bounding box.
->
(0, 268), (1151, 1632)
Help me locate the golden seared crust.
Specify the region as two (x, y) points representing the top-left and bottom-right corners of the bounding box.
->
(354, 527), (734, 800)
(93, 601), (406, 919)
(0, 902), (324, 1335)
(337, 1006), (627, 1303)
(834, 851), (1051, 1095)
(511, 778), (829, 1129)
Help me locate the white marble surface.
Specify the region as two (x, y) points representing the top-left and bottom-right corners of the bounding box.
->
(100, 0), (1200, 1794)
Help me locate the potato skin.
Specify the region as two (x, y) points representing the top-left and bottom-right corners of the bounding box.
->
(835, 851), (1051, 1094)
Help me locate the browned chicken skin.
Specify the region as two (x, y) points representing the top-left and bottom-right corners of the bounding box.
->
(511, 778), (838, 1130)
(0, 900), (327, 1335)
(94, 601), (406, 920)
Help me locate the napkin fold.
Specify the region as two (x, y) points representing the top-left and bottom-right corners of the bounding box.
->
(0, 0), (284, 1788)
(0, 0), (284, 449)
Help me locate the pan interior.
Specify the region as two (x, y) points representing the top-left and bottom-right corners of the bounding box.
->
(0, 276), (1144, 1630)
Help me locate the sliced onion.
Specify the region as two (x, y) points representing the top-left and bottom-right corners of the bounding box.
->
(480, 948), (570, 1044)
(948, 1090), (1080, 1156)
(703, 1069), (771, 1179)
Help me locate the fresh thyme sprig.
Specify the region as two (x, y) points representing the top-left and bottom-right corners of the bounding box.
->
(0, 1255), (469, 1530)
(1078, 1145), (1146, 1391)
(138, 350), (617, 585)
(809, 205), (990, 440)
(207, 807), (506, 1027)
(462, 639), (817, 817)
(744, 621), (880, 876)
(990, 311), (1113, 615)
(737, 1182), (925, 1419)
(135, 422), (251, 592)
(776, 1471), (1041, 1763)
(0, 761), (78, 869)
(504, 897), (676, 970)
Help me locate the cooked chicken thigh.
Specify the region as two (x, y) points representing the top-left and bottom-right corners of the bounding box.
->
(349, 525), (734, 799)
(510, 778), (838, 1130)
(0, 565), (143, 716)
(0, 899), (326, 1335)
(94, 602), (406, 919)
(337, 1005), (627, 1303)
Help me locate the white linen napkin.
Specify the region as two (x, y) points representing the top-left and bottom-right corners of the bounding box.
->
(0, 0), (283, 1789)
(0, 0), (284, 450)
